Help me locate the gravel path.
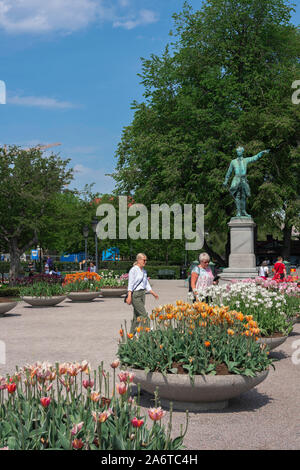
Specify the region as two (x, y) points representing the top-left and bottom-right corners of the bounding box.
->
(0, 280), (299, 450)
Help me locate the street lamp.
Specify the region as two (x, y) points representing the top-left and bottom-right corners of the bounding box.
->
(92, 216), (99, 272)
(83, 225), (89, 271)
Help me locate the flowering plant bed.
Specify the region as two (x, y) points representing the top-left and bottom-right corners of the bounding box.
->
(118, 301), (274, 378)
(63, 272), (102, 292)
(197, 282), (295, 337)
(0, 361), (187, 450)
(99, 271), (128, 288)
(19, 281), (66, 298)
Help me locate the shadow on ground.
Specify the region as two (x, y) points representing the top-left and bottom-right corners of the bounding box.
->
(132, 387), (272, 415)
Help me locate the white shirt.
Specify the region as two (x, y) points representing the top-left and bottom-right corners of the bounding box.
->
(128, 265), (152, 292)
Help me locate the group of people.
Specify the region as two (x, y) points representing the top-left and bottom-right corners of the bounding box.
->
(125, 252), (215, 333)
(125, 252), (295, 334)
(259, 256), (287, 281)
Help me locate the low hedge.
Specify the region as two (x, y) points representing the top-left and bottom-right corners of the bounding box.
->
(0, 287), (20, 297)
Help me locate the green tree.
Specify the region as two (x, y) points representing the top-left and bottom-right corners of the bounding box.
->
(113, 0), (300, 262)
(0, 146), (73, 278)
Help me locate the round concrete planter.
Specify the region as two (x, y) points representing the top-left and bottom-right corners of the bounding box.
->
(67, 291), (100, 302)
(130, 368), (269, 411)
(0, 301), (18, 317)
(22, 296), (66, 307)
(256, 335), (288, 351)
(100, 288), (127, 298)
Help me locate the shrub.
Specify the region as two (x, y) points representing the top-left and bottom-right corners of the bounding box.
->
(0, 287), (20, 297)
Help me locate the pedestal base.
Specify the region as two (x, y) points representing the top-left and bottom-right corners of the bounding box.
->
(220, 217), (258, 284)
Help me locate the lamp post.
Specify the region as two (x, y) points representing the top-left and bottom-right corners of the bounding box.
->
(83, 225), (89, 271)
(92, 216), (99, 273)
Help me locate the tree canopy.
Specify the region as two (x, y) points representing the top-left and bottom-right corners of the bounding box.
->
(0, 145), (73, 277)
(113, 0), (300, 262)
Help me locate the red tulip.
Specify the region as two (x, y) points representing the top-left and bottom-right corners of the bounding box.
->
(6, 383), (16, 394)
(40, 396), (51, 408)
(72, 438), (84, 450)
(131, 417), (144, 428)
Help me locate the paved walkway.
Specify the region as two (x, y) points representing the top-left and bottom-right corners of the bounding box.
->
(0, 280), (299, 450)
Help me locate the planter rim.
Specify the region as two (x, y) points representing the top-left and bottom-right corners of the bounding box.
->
(129, 367), (269, 381)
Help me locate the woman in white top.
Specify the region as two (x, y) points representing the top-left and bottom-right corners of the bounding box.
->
(126, 253), (159, 333)
(259, 260), (269, 279)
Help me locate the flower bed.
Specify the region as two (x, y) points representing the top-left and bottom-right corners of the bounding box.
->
(99, 271), (128, 288)
(118, 301), (274, 378)
(19, 281), (66, 297)
(63, 272), (102, 292)
(0, 361), (187, 450)
(196, 282), (296, 337)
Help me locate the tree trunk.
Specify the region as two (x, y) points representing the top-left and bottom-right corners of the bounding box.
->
(9, 238), (21, 283)
(282, 225), (292, 260)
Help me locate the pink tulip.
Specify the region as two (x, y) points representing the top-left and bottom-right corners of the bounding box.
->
(118, 371), (134, 383)
(82, 379), (94, 389)
(148, 407), (166, 421)
(116, 382), (127, 395)
(71, 422), (84, 436)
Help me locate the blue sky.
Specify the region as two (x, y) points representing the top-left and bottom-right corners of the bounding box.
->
(0, 0), (299, 195)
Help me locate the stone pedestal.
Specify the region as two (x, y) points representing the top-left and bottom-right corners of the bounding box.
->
(220, 217), (258, 284)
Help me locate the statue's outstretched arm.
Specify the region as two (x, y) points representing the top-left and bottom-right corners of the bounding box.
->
(246, 149), (270, 164)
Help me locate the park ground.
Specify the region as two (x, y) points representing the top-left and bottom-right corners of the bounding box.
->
(0, 280), (299, 450)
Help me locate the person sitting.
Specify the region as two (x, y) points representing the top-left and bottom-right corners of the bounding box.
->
(88, 262), (96, 273)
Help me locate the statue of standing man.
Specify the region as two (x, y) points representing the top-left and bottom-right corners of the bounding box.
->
(223, 146), (270, 218)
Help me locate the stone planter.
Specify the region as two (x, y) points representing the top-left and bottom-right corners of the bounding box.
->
(256, 335), (288, 351)
(130, 368), (269, 411)
(22, 296), (66, 307)
(67, 291), (100, 302)
(100, 288), (127, 298)
(0, 300), (18, 317)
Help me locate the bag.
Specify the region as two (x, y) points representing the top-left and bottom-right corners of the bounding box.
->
(280, 273), (284, 280)
(124, 276), (144, 303)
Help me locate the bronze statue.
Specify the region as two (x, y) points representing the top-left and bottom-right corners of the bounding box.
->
(223, 146), (270, 217)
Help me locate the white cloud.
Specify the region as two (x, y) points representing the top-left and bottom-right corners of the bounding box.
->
(113, 9), (158, 30)
(0, 0), (158, 34)
(8, 94), (77, 109)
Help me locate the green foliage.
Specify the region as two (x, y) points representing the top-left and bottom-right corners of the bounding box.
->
(19, 282), (66, 297)
(0, 287), (20, 298)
